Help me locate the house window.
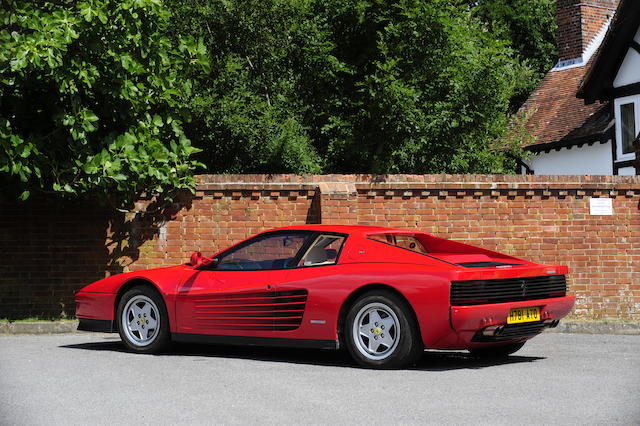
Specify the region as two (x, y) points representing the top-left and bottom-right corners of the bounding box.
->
(614, 95), (640, 161)
(620, 103), (636, 154)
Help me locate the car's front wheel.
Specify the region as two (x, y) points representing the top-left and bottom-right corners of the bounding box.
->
(344, 291), (423, 369)
(117, 285), (170, 353)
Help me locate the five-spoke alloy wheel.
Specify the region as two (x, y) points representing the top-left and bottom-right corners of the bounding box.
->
(353, 303), (401, 360)
(345, 291), (423, 368)
(117, 286), (170, 353)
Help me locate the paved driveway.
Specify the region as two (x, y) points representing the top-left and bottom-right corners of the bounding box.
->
(0, 332), (638, 425)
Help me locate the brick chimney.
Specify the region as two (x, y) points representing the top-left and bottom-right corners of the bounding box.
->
(557, 0), (619, 62)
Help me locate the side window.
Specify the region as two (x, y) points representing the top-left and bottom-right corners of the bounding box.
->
(217, 233), (309, 270)
(298, 235), (346, 267)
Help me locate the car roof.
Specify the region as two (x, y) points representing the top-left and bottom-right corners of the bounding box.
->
(262, 224), (428, 236)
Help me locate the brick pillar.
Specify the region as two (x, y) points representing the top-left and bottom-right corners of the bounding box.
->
(317, 182), (358, 224)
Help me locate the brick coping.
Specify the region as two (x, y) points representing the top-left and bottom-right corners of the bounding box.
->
(195, 174), (640, 183)
(195, 174), (640, 192)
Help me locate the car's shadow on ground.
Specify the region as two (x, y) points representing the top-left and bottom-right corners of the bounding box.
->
(60, 339), (545, 371)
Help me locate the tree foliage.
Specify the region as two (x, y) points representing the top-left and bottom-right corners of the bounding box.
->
(1, 0), (550, 204)
(460, 0), (558, 109)
(0, 0), (208, 204)
(469, 0), (557, 77)
(168, 0), (530, 175)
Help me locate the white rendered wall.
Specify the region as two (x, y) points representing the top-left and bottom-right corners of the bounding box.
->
(527, 141), (613, 175)
(613, 27), (640, 88)
(618, 166), (636, 176)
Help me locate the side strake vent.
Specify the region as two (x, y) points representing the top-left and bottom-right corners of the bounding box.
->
(194, 290), (307, 331)
(450, 275), (567, 306)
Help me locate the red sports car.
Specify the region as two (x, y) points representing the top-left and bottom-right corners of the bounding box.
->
(76, 225), (574, 368)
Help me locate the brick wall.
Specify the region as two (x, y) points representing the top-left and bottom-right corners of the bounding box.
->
(0, 201), (122, 319)
(1, 174), (639, 321)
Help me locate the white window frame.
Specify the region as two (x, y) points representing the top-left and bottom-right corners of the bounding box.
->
(614, 94), (640, 161)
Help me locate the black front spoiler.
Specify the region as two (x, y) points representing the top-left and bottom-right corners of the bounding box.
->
(77, 318), (116, 333)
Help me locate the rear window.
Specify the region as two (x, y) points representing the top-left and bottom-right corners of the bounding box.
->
(369, 234), (427, 253)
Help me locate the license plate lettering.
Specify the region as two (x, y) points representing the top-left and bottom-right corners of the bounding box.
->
(507, 306), (540, 324)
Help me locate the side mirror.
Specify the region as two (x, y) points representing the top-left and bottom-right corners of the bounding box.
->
(190, 251), (203, 266)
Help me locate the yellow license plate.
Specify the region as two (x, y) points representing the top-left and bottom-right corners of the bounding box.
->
(507, 307), (540, 324)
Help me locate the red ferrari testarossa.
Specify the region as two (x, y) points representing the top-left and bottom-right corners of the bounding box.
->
(76, 225), (574, 368)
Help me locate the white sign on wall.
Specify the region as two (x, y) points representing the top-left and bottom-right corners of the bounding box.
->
(589, 198), (613, 215)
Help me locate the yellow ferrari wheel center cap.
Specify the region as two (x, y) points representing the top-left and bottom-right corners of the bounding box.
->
(374, 327), (382, 336)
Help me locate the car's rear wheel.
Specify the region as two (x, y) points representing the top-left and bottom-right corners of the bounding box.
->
(469, 341), (526, 358)
(344, 291), (423, 369)
(117, 286), (170, 353)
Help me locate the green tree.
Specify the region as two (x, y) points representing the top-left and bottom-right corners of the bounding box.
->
(461, 0), (558, 109)
(169, 0), (528, 174)
(319, 0), (529, 173)
(0, 0), (209, 205)
(469, 0), (557, 76)
(165, 0), (333, 174)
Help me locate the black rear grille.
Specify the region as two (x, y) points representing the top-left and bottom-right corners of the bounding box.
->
(450, 275), (567, 306)
(472, 322), (548, 342)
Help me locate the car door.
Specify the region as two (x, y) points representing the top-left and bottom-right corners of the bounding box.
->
(175, 231), (313, 337)
(272, 233), (348, 340)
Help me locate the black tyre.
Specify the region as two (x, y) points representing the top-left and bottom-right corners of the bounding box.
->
(116, 285), (170, 353)
(469, 341), (526, 358)
(344, 291), (423, 369)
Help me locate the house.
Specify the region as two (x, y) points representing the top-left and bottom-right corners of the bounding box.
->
(518, 0), (639, 175)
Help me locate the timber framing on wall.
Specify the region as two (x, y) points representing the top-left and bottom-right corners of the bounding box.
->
(578, 0), (640, 103)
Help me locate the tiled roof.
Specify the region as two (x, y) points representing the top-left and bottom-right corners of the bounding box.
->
(519, 64), (612, 150)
